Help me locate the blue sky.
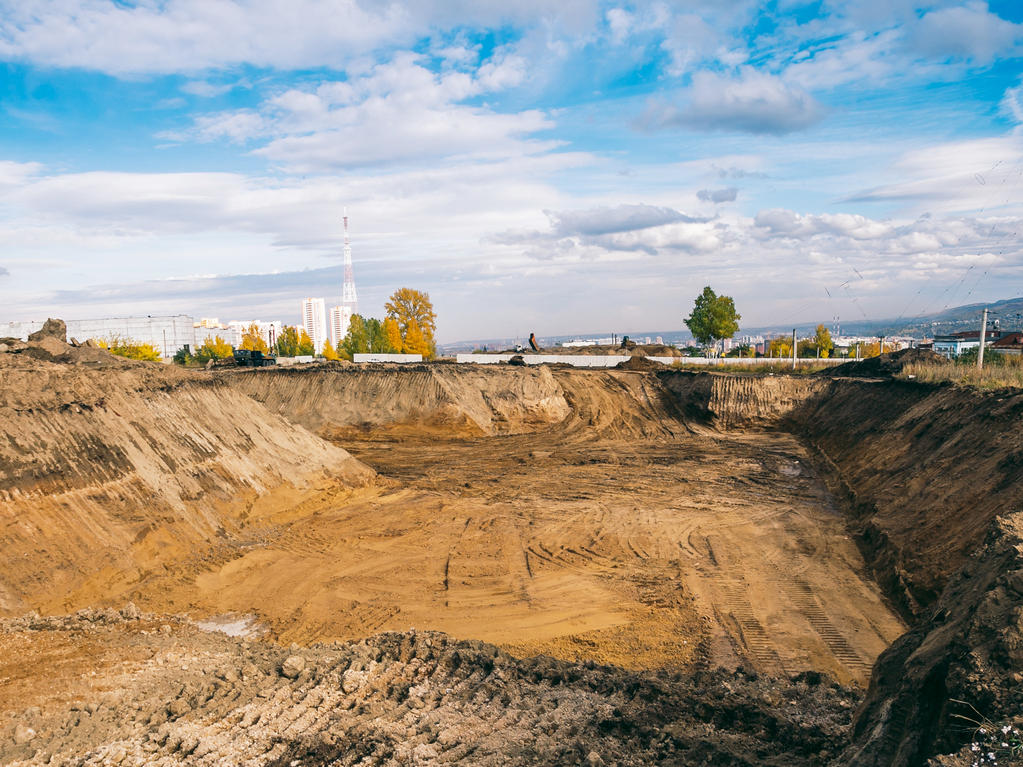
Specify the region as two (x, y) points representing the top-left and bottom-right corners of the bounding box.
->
(2, 0), (1023, 341)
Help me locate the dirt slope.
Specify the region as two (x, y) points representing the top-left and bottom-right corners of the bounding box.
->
(839, 511), (1023, 767)
(223, 364), (571, 440)
(660, 370), (1023, 621)
(0, 352), (373, 617)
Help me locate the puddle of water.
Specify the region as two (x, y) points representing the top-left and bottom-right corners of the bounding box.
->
(195, 613), (265, 638)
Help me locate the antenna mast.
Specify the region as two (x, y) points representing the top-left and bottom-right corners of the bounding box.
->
(342, 207), (359, 315)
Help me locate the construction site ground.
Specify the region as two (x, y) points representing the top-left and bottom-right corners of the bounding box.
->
(15, 348), (1020, 765)
(159, 367), (905, 686)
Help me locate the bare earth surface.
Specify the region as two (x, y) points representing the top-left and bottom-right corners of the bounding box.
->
(195, 367), (905, 684)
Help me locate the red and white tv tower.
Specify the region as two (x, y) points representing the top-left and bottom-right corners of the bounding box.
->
(342, 207), (359, 316)
(329, 208), (360, 347)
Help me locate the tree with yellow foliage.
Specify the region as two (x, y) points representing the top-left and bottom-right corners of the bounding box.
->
(240, 323), (269, 353)
(195, 335), (234, 364)
(321, 342), (340, 361)
(385, 288), (436, 358)
(768, 336), (791, 358)
(383, 317), (402, 353)
(96, 336), (163, 362)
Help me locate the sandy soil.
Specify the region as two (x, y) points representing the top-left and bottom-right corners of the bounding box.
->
(194, 367), (905, 684)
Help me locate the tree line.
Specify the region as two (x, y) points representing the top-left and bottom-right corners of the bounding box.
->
(172, 287), (437, 365)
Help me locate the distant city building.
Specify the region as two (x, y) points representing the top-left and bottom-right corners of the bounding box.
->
(302, 298), (328, 354)
(0, 316), (195, 359)
(226, 320), (282, 350)
(330, 305), (353, 347)
(197, 318), (221, 328)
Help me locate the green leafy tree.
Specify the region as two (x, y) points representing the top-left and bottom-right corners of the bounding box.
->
(275, 326), (300, 357)
(684, 286), (740, 346)
(97, 335), (162, 362)
(172, 346), (195, 366)
(340, 315), (370, 359)
(797, 338), (818, 358)
(195, 335), (234, 364)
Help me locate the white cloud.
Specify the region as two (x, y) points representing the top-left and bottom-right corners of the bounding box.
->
(697, 187), (738, 203)
(754, 209), (893, 240)
(182, 53), (555, 171)
(905, 2), (1022, 64)
(0, 0), (603, 76)
(640, 68), (826, 135)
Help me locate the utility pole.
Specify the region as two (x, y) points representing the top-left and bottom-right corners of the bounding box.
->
(878, 334), (884, 358)
(792, 328), (797, 370)
(978, 308), (988, 370)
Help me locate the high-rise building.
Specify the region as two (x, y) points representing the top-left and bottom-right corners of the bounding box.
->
(341, 208), (358, 318)
(330, 305), (352, 346)
(302, 298), (327, 354)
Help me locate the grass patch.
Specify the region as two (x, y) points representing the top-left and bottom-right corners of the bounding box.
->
(898, 356), (1023, 390)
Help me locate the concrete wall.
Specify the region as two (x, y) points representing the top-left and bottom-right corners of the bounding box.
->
(0, 316), (195, 359)
(353, 353), (423, 363)
(456, 354), (847, 367)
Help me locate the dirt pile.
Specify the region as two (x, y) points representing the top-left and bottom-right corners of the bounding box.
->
(223, 363), (571, 440)
(614, 355), (664, 371)
(816, 348), (949, 378)
(0, 352), (372, 616)
(839, 511), (1023, 767)
(0, 620), (861, 767)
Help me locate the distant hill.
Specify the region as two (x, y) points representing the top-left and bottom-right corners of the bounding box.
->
(442, 298), (1023, 350)
(741, 297), (1023, 339)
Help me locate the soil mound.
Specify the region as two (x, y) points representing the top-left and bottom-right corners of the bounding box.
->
(815, 348), (948, 378)
(840, 511), (1023, 767)
(0, 622), (861, 767)
(0, 353), (372, 616)
(615, 354), (665, 371)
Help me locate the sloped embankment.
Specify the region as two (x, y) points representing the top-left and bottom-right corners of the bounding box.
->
(0, 352), (373, 617)
(660, 370), (1023, 622)
(224, 363), (572, 439)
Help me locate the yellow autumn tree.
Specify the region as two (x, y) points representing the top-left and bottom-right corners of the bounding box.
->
(195, 335), (234, 364)
(240, 323), (269, 353)
(383, 317), (402, 353)
(402, 319), (433, 356)
(96, 336), (162, 362)
(385, 288), (437, 359)
(321, 342), (340, 361)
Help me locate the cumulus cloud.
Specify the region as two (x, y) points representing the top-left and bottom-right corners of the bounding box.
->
(180, 53), (554, 171)
(754, 209), (893, 240)
(905, 2), (1022, 64)
(697, 187), (737, 203)
(640, 68), (826, 135)
(0, 266), (9, 277)
(0, 0), (604, 76)
(489, 203), (719, 257)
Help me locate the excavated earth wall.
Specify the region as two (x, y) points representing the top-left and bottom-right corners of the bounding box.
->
(659, 371), (1023, 621)
(0, 352), (373, 618)
(224, 363), (572, 440)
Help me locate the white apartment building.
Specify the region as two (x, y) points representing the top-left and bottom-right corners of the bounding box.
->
(330, 305), (353, 347)
(302, 298), (328, 354)
(226, 320), (282, 350)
